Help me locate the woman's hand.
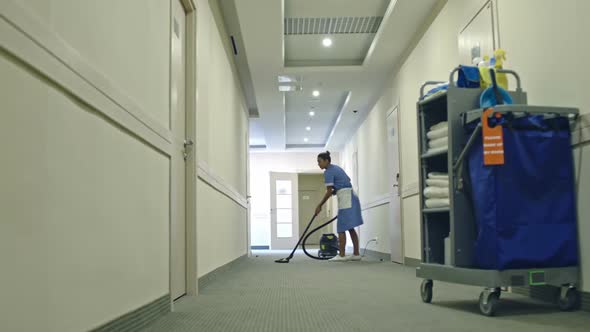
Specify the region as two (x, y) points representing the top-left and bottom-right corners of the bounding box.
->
(315, 205), (322, 216)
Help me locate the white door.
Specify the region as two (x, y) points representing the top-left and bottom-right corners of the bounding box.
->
(387, 107), (403, 263)
(270, 172), (299, 250)
(171, 0), (187, 300)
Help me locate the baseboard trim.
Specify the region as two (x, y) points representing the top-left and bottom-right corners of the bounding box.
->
(198, 254), (248, 290)
(404, 257), (421, 267)
(512, 286), (590, 312)
(91, 295), (170, 332)
(361, 248), (391, 261)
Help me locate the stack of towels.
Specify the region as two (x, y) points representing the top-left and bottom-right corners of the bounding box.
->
(427, 121), (448, 154)
(424, 172), (449, 208)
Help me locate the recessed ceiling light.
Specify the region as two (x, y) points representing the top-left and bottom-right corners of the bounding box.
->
(309, 111), (315, 117)
(304, 138), (309, 142)
(306, 126), (311, 131)
(322, 38), (332, 47)
(312, 90), (320, 97)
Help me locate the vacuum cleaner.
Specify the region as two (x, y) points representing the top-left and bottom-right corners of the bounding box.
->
(275, 214), (338, 263)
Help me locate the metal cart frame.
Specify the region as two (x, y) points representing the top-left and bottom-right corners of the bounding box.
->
(415, 67), (581, 316)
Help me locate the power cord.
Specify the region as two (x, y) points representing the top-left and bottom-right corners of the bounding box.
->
(362, 239), (378, 258)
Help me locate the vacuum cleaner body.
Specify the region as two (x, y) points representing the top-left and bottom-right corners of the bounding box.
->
(318, 233), (339, 258)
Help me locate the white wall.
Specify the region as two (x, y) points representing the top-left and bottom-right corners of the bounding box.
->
(24, 0), (170, 129)
(1, 1), (170, 331)
(0, 0), (250, 330)
(249, 152), (338, 246)
(390, 0), (478, 261)
(197, 181), (247, 277)
(195, 0), (250, 278)
(343, 0), (590, 289)
(341, 89), (395, 254)
(497, 0), (590, 290)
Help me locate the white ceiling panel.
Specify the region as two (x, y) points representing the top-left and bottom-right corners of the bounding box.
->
(249, 118), (267, 146)
(285, 90), (347, 113)
(286, 110), (339, 145)
(285, 34), (375, 66)
(225, 0), (440, 151)
(285, 90), (347, 145)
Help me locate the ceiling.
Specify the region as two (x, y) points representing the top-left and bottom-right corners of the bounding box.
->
(219, 0), (441, 152)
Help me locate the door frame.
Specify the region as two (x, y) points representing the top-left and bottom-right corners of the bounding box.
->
(170, 0), (198, 309)
(386, 105), (405, 263)
(246, 131), (252, 257)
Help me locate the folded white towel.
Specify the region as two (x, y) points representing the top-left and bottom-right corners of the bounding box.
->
(427, 127), (448, 140)
(428, 172), (448, 179)
(430, 121), (448, 131)
(424, 186), (449, 199)
(429, 137), (448, 149)
(425, 198), (450, 209)
(426, 146), (448, 155)
(426, 179), (449, 188)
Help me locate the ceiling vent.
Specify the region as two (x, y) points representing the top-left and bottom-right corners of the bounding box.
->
(277, 75), (302, 92)
(284, 16), (383, 35)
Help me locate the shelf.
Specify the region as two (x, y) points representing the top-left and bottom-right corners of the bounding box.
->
(421, 149), (448, 159)
(423, 207), (450, 214)
(419, 90), (447, 106)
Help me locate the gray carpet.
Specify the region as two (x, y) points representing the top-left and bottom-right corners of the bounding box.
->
(143, 251), (590, 331)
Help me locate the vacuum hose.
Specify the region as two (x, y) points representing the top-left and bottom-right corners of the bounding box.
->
(274, 214), (338, 263)
(301, 216), (338, 260)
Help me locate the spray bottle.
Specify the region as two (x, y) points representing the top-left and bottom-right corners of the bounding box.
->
(492, 49), (508, 90)
(478, 55), (492, 88)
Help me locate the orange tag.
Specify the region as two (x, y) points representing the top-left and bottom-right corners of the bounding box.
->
(482, 108), (504, 165)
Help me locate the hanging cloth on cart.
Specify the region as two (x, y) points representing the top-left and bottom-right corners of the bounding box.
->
(457, 65), (481, 88)
(465, 114), (579, 270)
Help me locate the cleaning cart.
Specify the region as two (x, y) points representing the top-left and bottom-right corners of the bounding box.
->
(415, 67), (581, 316)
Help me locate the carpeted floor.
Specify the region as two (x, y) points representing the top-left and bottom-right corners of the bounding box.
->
(143, 251), (590, 331)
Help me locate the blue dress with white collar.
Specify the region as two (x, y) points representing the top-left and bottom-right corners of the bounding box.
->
(324, 164), (364, 233)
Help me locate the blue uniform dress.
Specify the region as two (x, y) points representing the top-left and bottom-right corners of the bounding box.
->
(323, 164), (364, 233)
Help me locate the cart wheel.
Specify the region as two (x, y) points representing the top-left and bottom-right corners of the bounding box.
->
(479, 291), (500, 317)
(558, 287), (580, 311)
(420, 280), (433, 303)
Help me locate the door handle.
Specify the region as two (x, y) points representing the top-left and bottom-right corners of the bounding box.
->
(184, 139), (194, 148)
(183, 139), (194, 160)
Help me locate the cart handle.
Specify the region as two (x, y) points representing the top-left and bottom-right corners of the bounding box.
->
(461, 105), (580, 127)
(420, 81), (447, 99)
(496, 69), (522, 92)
